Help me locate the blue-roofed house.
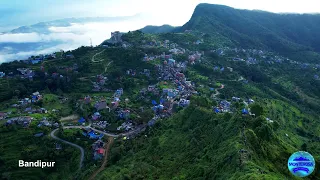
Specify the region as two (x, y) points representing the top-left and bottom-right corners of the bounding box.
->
(115, 88), (123, 97)
(78, 117), (85, 124)
(163, 89), (169, 94)
(31, 59), (41, 64)
(88, 131), (104, 139)
(242, 109), (249, 115)
(167, 89), (179, 98)
(66, 54), (75, 59)
(168, 59), (176, 66)
(152, 100), (157, 105)
(152, 106), (158, 112)
(0, 72), (5, 78)
(195, 40), (202, 45)
(214, 107), (220, 113)
(232, 97), (241, 101)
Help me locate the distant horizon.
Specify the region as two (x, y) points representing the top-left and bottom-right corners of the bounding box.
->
(1, 1), (320, 63)
(1, 0), (320, 32)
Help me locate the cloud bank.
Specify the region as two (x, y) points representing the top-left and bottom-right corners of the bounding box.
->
(0, 19), (148, 63)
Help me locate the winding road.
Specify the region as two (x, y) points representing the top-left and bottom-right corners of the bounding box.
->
(91, 50), (106, 63)
(50, 128), (85, 170)
(211, 84), (224, 99)
(49, 118), (148, 172)
(104, 61), (113, 73)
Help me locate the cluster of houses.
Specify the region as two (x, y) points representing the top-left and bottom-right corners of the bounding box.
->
(142, 52), (173, 62)
(126, 69), (137, 76)
(213, 66), (225, 72)
(216, 47), (319, 79)
(24, 107), (47, 114)
(12, 92), (43, 108)
(82, 128), (104, 140)
(117, 109), (130, 120)
(37, 117), (59, 128)
(153, 55), (196, 115)
(214, 100), (231, 113)
(117, 121), (133, 131)
(92, 74), (109, 92)
(126, 68), (151, 77)
(5, 116), (33, 127)
(141, 39), (178, 49)
(92, 140), (105, 160)
(212, 95), (257, 115)
(17, 68), (35, 80)
(92, 120), (109, 129)
(20, 53), (57, 65)
(169, 47), (186, 55)
(56, 63), (78, 73)
(188, 51), (203, 65)
(0, 72), (5, 78)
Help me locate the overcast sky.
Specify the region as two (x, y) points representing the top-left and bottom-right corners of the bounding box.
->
(1, 0), (320, 32)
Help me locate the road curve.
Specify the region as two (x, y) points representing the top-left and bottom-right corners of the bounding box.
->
(50, 129), (85, 170)
(91, 49), (106, 63)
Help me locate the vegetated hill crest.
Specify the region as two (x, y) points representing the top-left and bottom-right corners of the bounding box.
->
(177, 3), (320, 63)
(139, 24), (179, 34)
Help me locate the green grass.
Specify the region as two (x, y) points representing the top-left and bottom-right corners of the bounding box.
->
(0, 127), (79, 180)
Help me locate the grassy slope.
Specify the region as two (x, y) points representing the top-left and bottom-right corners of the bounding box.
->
(179, 4), (320, 63)
(0, 128), (79, 180)
(97, 101), (319, 179)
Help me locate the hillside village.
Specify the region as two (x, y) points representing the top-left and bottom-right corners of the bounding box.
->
(0, 30), (318, 153)
(0, 29), (319, 179)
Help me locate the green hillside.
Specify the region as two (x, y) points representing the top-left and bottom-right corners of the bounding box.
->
(177, 3), (320, 63)
(139, 25), (178, 34)
(0, 4), (319, 180)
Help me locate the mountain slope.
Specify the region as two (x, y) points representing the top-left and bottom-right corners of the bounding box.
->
(139, 25), (178, 34)
(178, 4), (320, 63)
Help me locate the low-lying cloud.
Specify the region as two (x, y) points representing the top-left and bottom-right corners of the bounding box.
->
(0, 19), (149, 63)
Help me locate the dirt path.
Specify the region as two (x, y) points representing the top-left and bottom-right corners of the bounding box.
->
(88, 137), (114, 180)
(211, 84), (224, 99)
(50, 129), (85, 170)
(104, 61), (113, 73)
(60, 114), (79, 121)
(60, 114), (79, 126)
(92, 50), (106, 63)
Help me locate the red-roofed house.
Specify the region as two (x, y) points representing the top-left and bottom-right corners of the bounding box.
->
(97, 148), (105, 154)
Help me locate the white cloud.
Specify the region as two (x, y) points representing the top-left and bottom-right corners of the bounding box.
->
(0, 33), (43, 43)
(0, 43), (78, 63)
(0, 20), (151, 63)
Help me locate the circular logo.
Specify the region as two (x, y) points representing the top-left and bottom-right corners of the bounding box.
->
(288, 151), (315, 177)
